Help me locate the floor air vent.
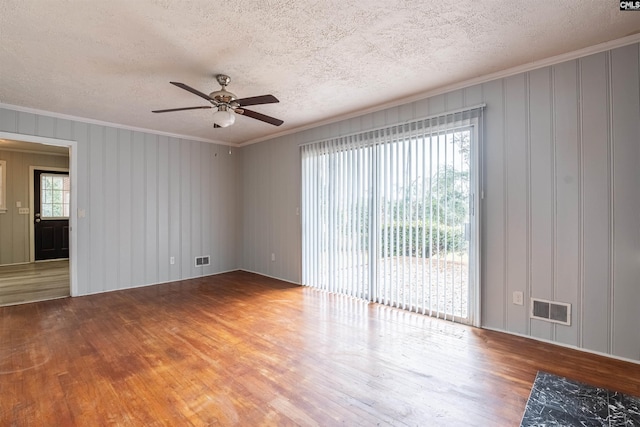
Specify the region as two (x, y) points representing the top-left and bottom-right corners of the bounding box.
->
(530, 298), (571, 325)
(195, 256), (210, 267)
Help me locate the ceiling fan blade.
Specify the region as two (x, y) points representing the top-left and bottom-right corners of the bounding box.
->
(152, 106), (212, 113)
(234, 94), (279, 107)
(238, 109), (284, 126)
(170, 82), (217, 103)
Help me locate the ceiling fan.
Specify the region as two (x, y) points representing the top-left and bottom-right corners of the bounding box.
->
(152, 74), (283, 128)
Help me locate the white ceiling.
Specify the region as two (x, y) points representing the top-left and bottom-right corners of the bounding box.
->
(1, 1), (639, 146)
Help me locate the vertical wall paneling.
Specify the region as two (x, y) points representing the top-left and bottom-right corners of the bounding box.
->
(248, 144), (257, 273)
(55, 119), (73, 141)
(145, 134), (159, 284)
(88, 125), (105, 292)
(398, 102), (414, 123)
(130, 132), (146, 287)
(504, 75), (529, 335)
(11, 153), (24, 261)
(200, 143), (212, 276)
(180, 141), (192, 277)
(168, 138), (181, 280)
(73, 122), (90, 292)
(211, 146), (222, 272)
(0, 108), (18, 132)
(445, 89), (464, 112)
(190, 141), (202, 276)
(610, 45), (640, 359)
(242, 148), (252, 272)
(528, 67), (554, 340)
(463, 85), (483, 107)
(413, 97), (430, 118)
(118, 130), (133, 288)
(36, 115), (55, 138)
(267, 142), (275, 277)
(254, 142), (266, 274)
(580, 52), (611, 354)
(268, 142), (278, 278)
(553, 60), (581, 347)
(17, 112), (36, 135)
(480, 79), (507, 330)
(104, 127), (119, 289)
(428, 94), (446, 115)
(157, 136), (170, 281)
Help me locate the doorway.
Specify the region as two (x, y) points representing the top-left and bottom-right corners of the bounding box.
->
(0, 131), (77, 303)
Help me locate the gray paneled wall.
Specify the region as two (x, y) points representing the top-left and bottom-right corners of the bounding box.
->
(241, 43), (640, 361)
(242, 135), (301, 283)
(0, 149), (69, 265)
(0, 109), (241, 295)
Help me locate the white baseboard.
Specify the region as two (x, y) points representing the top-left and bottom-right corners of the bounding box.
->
(482, 326), (640, 366)
(238, 269), (301, 286)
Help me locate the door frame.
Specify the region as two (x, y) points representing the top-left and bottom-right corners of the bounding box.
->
(0, 131), (78, 297)
(29, 166), (70, 262)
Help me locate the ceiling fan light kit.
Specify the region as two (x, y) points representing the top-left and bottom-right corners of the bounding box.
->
(212, 105), (236, 128)
(152, 74), (283, 128)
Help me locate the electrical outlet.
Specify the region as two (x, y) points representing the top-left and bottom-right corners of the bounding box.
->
(170, 256), (175, 265)
(271, 253), (275, 262)
(513, 291), (524, 306)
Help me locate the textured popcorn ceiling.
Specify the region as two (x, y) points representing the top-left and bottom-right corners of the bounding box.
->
(1, 1), (639, 146)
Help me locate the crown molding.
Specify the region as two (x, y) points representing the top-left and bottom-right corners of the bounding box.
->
(239, 33), (640, 147)
(2, 32), (639, 149)
(0, 102), (234, 147)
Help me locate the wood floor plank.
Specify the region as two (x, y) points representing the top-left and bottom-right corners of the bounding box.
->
(1, 270), (639, 426)
(0, 261), (70, 306)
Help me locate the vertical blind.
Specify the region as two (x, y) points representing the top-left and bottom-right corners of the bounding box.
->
(301, 106), (483, 323)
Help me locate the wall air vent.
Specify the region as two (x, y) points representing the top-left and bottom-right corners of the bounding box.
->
(194, 256), (210, 267)
(530, 298), (571, 325)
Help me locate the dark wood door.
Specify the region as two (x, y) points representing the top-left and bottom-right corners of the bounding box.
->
(34, 170), (69, 260)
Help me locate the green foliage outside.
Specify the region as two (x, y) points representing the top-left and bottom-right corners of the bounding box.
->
(333, 130), (472, 258)
(380, 222), (466, 257)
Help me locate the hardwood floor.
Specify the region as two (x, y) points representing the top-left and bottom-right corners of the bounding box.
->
(0, 260), (69, 306)
(1, 271), (639, 426)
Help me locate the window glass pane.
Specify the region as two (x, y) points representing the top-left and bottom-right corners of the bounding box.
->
(53, 177), (63, 190)
(41, 174), (70, 218)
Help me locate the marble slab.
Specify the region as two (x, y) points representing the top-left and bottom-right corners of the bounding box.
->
(520, 371), (640, 426)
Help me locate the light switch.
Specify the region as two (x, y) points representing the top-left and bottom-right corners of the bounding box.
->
(18, 208), (29, 215)
(16, 201), (21, 208)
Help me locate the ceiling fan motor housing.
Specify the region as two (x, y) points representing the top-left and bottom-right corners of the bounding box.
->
(209, 89), (236, 104)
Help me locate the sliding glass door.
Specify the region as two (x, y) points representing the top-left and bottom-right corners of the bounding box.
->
(302, 108), (482, 325)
